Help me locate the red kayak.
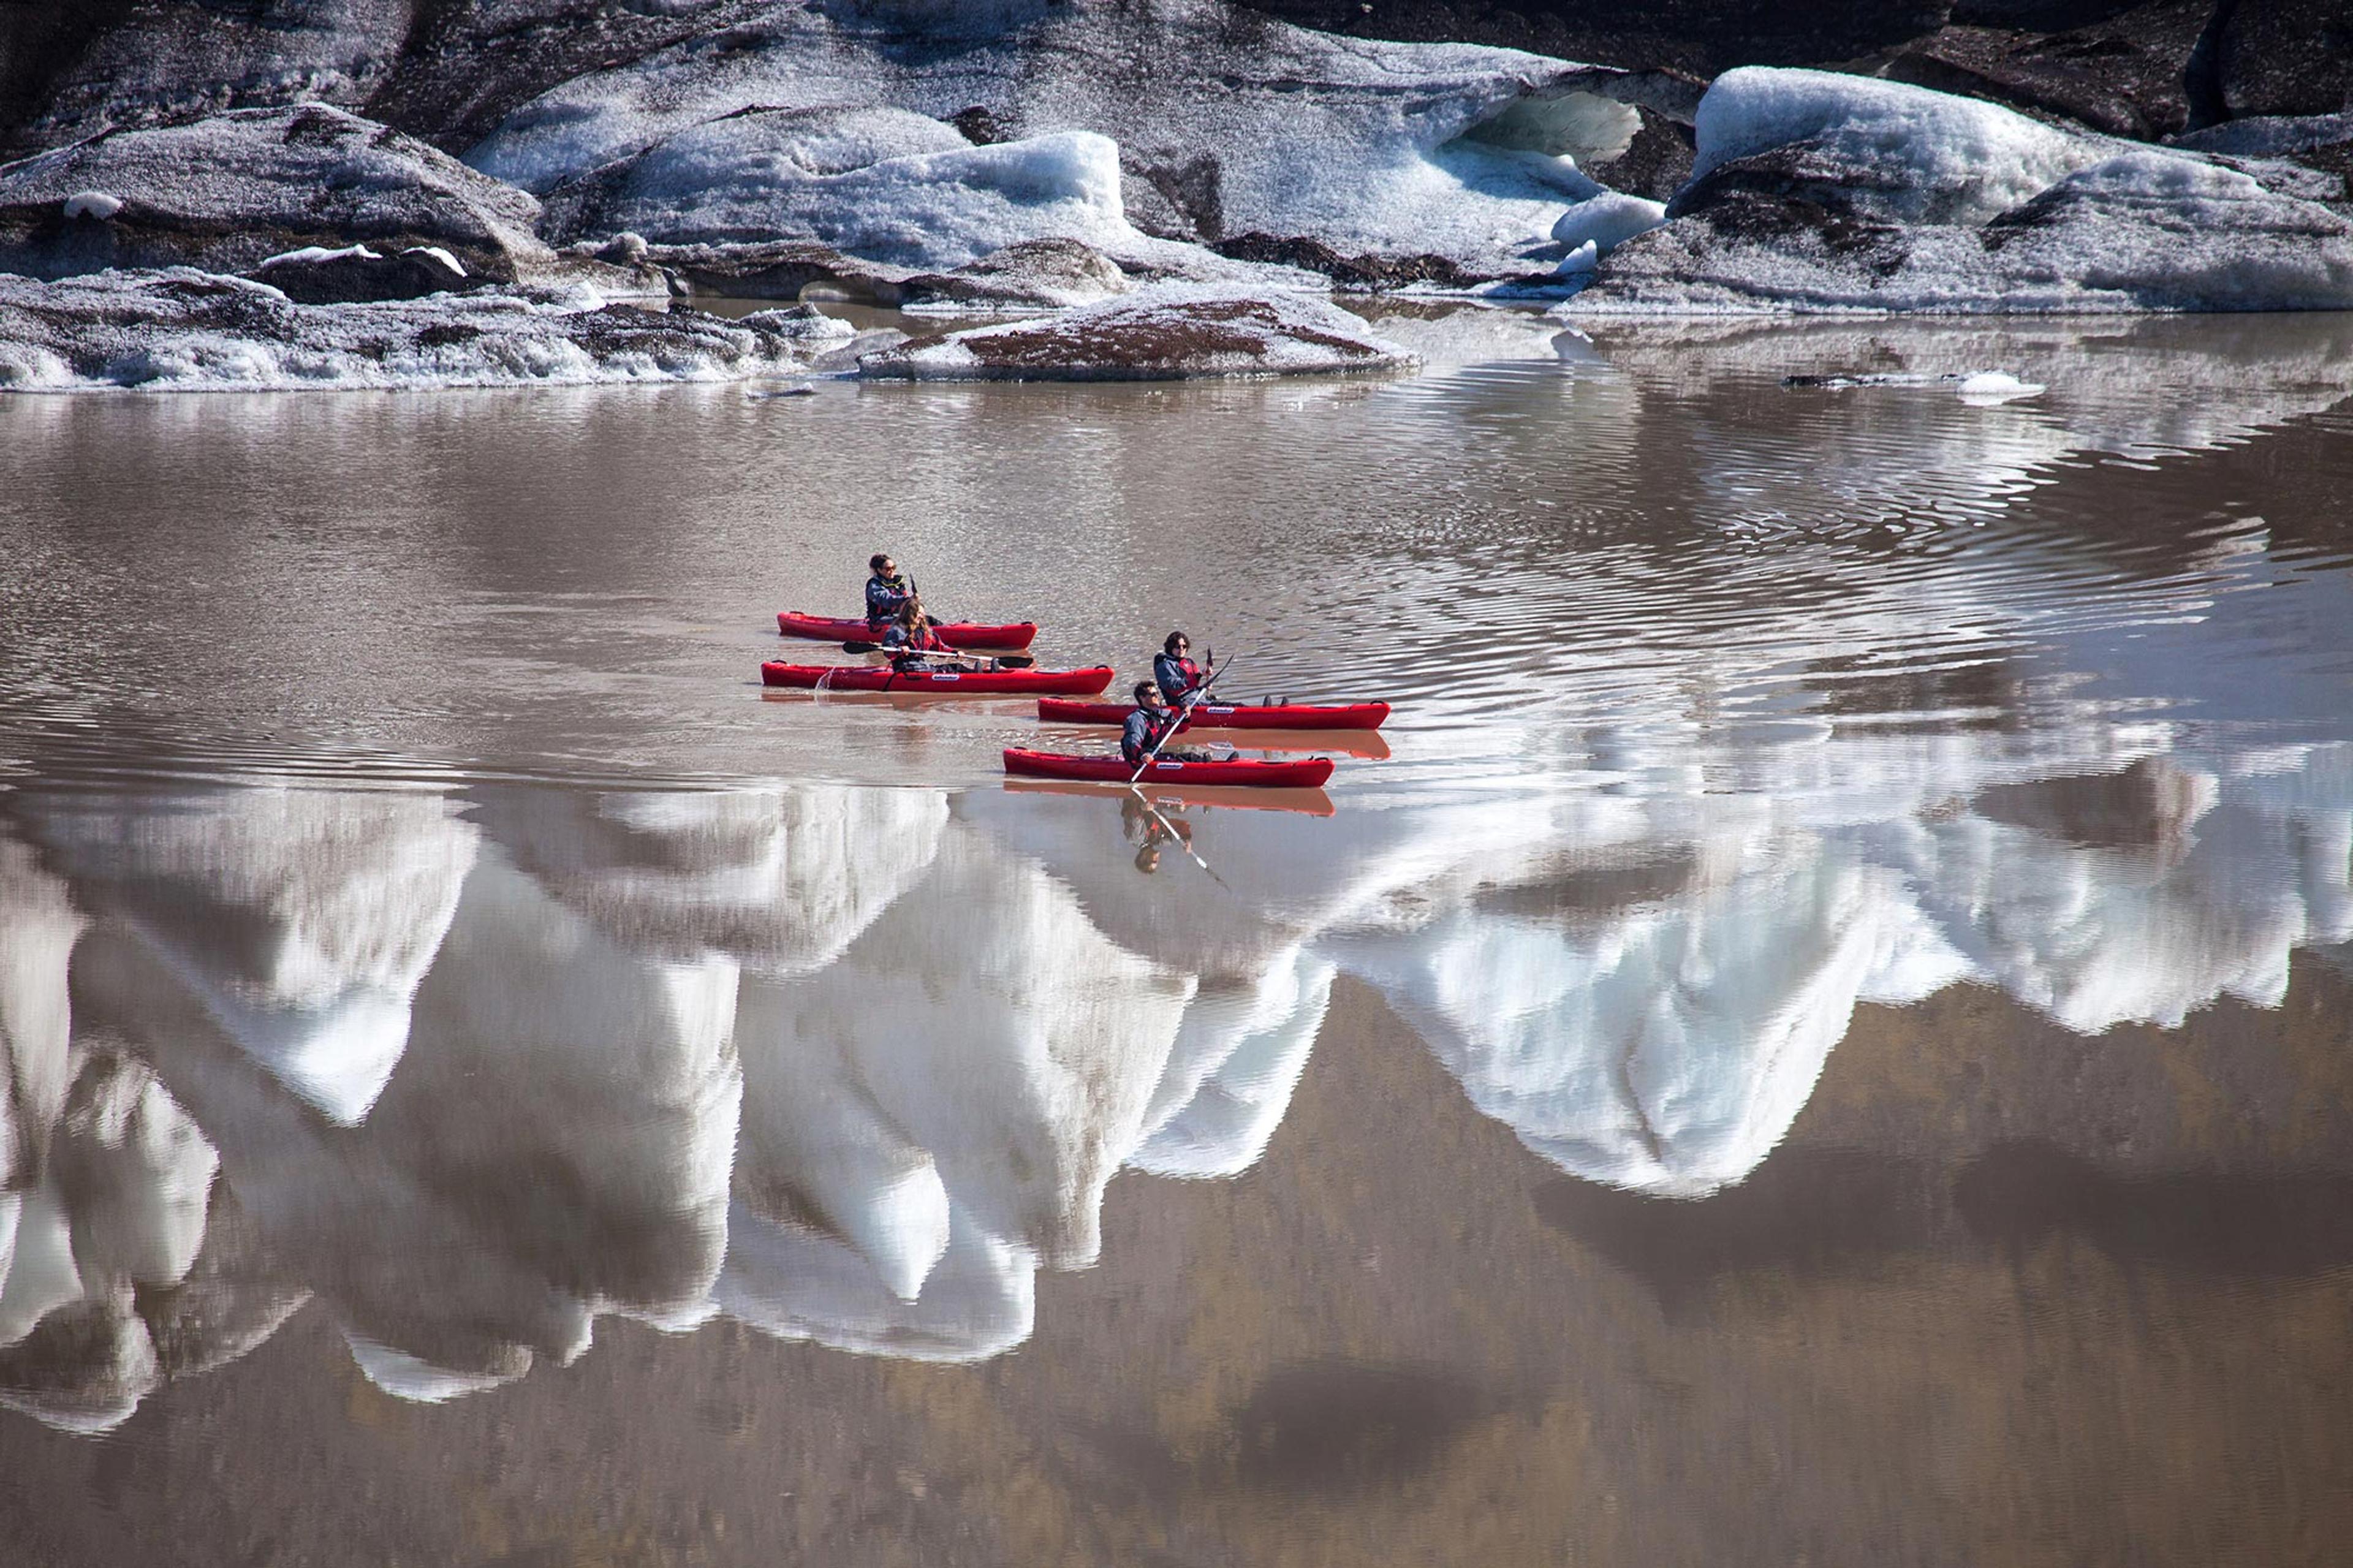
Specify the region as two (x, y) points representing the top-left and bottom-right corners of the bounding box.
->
(763, 662), (1113, 695)
(777, 612), (1037, 651)
(1036, 697), (1390, 731)
(1003, 748), (1335, 788)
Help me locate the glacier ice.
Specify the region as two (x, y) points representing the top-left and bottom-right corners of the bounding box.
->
(1572, 69), (2353, 314)
(466, 0), (1631, 277)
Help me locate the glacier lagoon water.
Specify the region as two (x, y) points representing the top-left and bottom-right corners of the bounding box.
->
(2, 308), (2352, 1564)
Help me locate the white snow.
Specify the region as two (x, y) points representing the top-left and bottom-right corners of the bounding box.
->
(21, 786), (476, 1124)
(60, 191), (123, 221)
(1550, 191), (1666, 254)
(402, 246), (466, 278)
(257, 243), (382, 269)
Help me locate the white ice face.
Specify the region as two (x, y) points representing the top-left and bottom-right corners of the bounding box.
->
(465, 0), (1619, 276)
(563, 116), (1146, 272)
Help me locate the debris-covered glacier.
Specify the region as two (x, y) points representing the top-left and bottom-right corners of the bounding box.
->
(857, 284), (1414, 380)
(0, 268), (849, 392)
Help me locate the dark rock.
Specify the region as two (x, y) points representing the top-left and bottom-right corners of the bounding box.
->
(0, 1), (780, 161)
(899, 238), (1135, 309)
(1208, 232), (1485, 290)
(2208, 0), (2353, 121)
(366, 0), (777, 153)
(1875, 1), (2215, 138)
(949, 104), (1009, 145)
(643, 240), (917, 305)
(1582, 105), (1696, 201)
(251, 242), (480, 303)
(1230, 0), (1954, 78)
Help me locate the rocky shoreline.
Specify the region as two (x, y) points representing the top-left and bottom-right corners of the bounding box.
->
(0, 0), (2347, 389)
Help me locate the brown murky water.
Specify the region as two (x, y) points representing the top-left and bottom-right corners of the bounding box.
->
(2, 308), (2352, 1566)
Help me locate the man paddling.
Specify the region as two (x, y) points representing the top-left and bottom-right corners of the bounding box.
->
(865, 553), (913, 627)
(1121, 682), (1223, 766)
(1153, 632), (1207, 703)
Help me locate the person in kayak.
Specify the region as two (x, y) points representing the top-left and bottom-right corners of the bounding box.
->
(881, 596), (991, 673)
(865, 554), (913, 626)
(1153, 632), (1207, 703)
(1120, 683), (1222, 766)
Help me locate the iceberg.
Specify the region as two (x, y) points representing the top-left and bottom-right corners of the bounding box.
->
(1130, 949), (1334, 1181)
(1571, 69), (2353, 314)
(1326, 843), (1946, 1196)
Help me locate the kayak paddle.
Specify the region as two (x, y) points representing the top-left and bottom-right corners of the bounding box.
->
(841, 640), (1034, 668)
(1129, 653), (1240, 783)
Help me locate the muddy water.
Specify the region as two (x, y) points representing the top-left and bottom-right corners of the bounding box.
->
(2, 308), (2352, 1567)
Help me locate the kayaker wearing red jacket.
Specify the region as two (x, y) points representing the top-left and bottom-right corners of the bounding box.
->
(1121, 683), (1217, 765)
(1153, 632), (1205, 703)
(881, 596), (980, 672)
(866, 554), (913, 625)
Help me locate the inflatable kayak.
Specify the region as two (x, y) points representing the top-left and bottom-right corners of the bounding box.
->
(1003, 748), (1335, 788)
(763, 662), (1113, 695)
(777, 611), (1037, 651)
(1035, 697), (1390, 731)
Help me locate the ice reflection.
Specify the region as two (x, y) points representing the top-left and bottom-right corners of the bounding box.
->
(1, 718), (2351, 1425)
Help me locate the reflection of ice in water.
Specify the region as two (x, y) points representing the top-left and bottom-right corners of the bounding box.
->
(20, 786), (478, 1124)
(1, 693), (2350, 1411)
(1131, 947), (1333, 1180)
(1326, 839), (1962, 1195)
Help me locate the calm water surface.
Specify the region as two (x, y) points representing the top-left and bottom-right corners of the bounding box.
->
(2, 308), (2352, 1566)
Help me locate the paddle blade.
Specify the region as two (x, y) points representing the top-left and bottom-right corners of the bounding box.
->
(841, 640), (883, 653)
